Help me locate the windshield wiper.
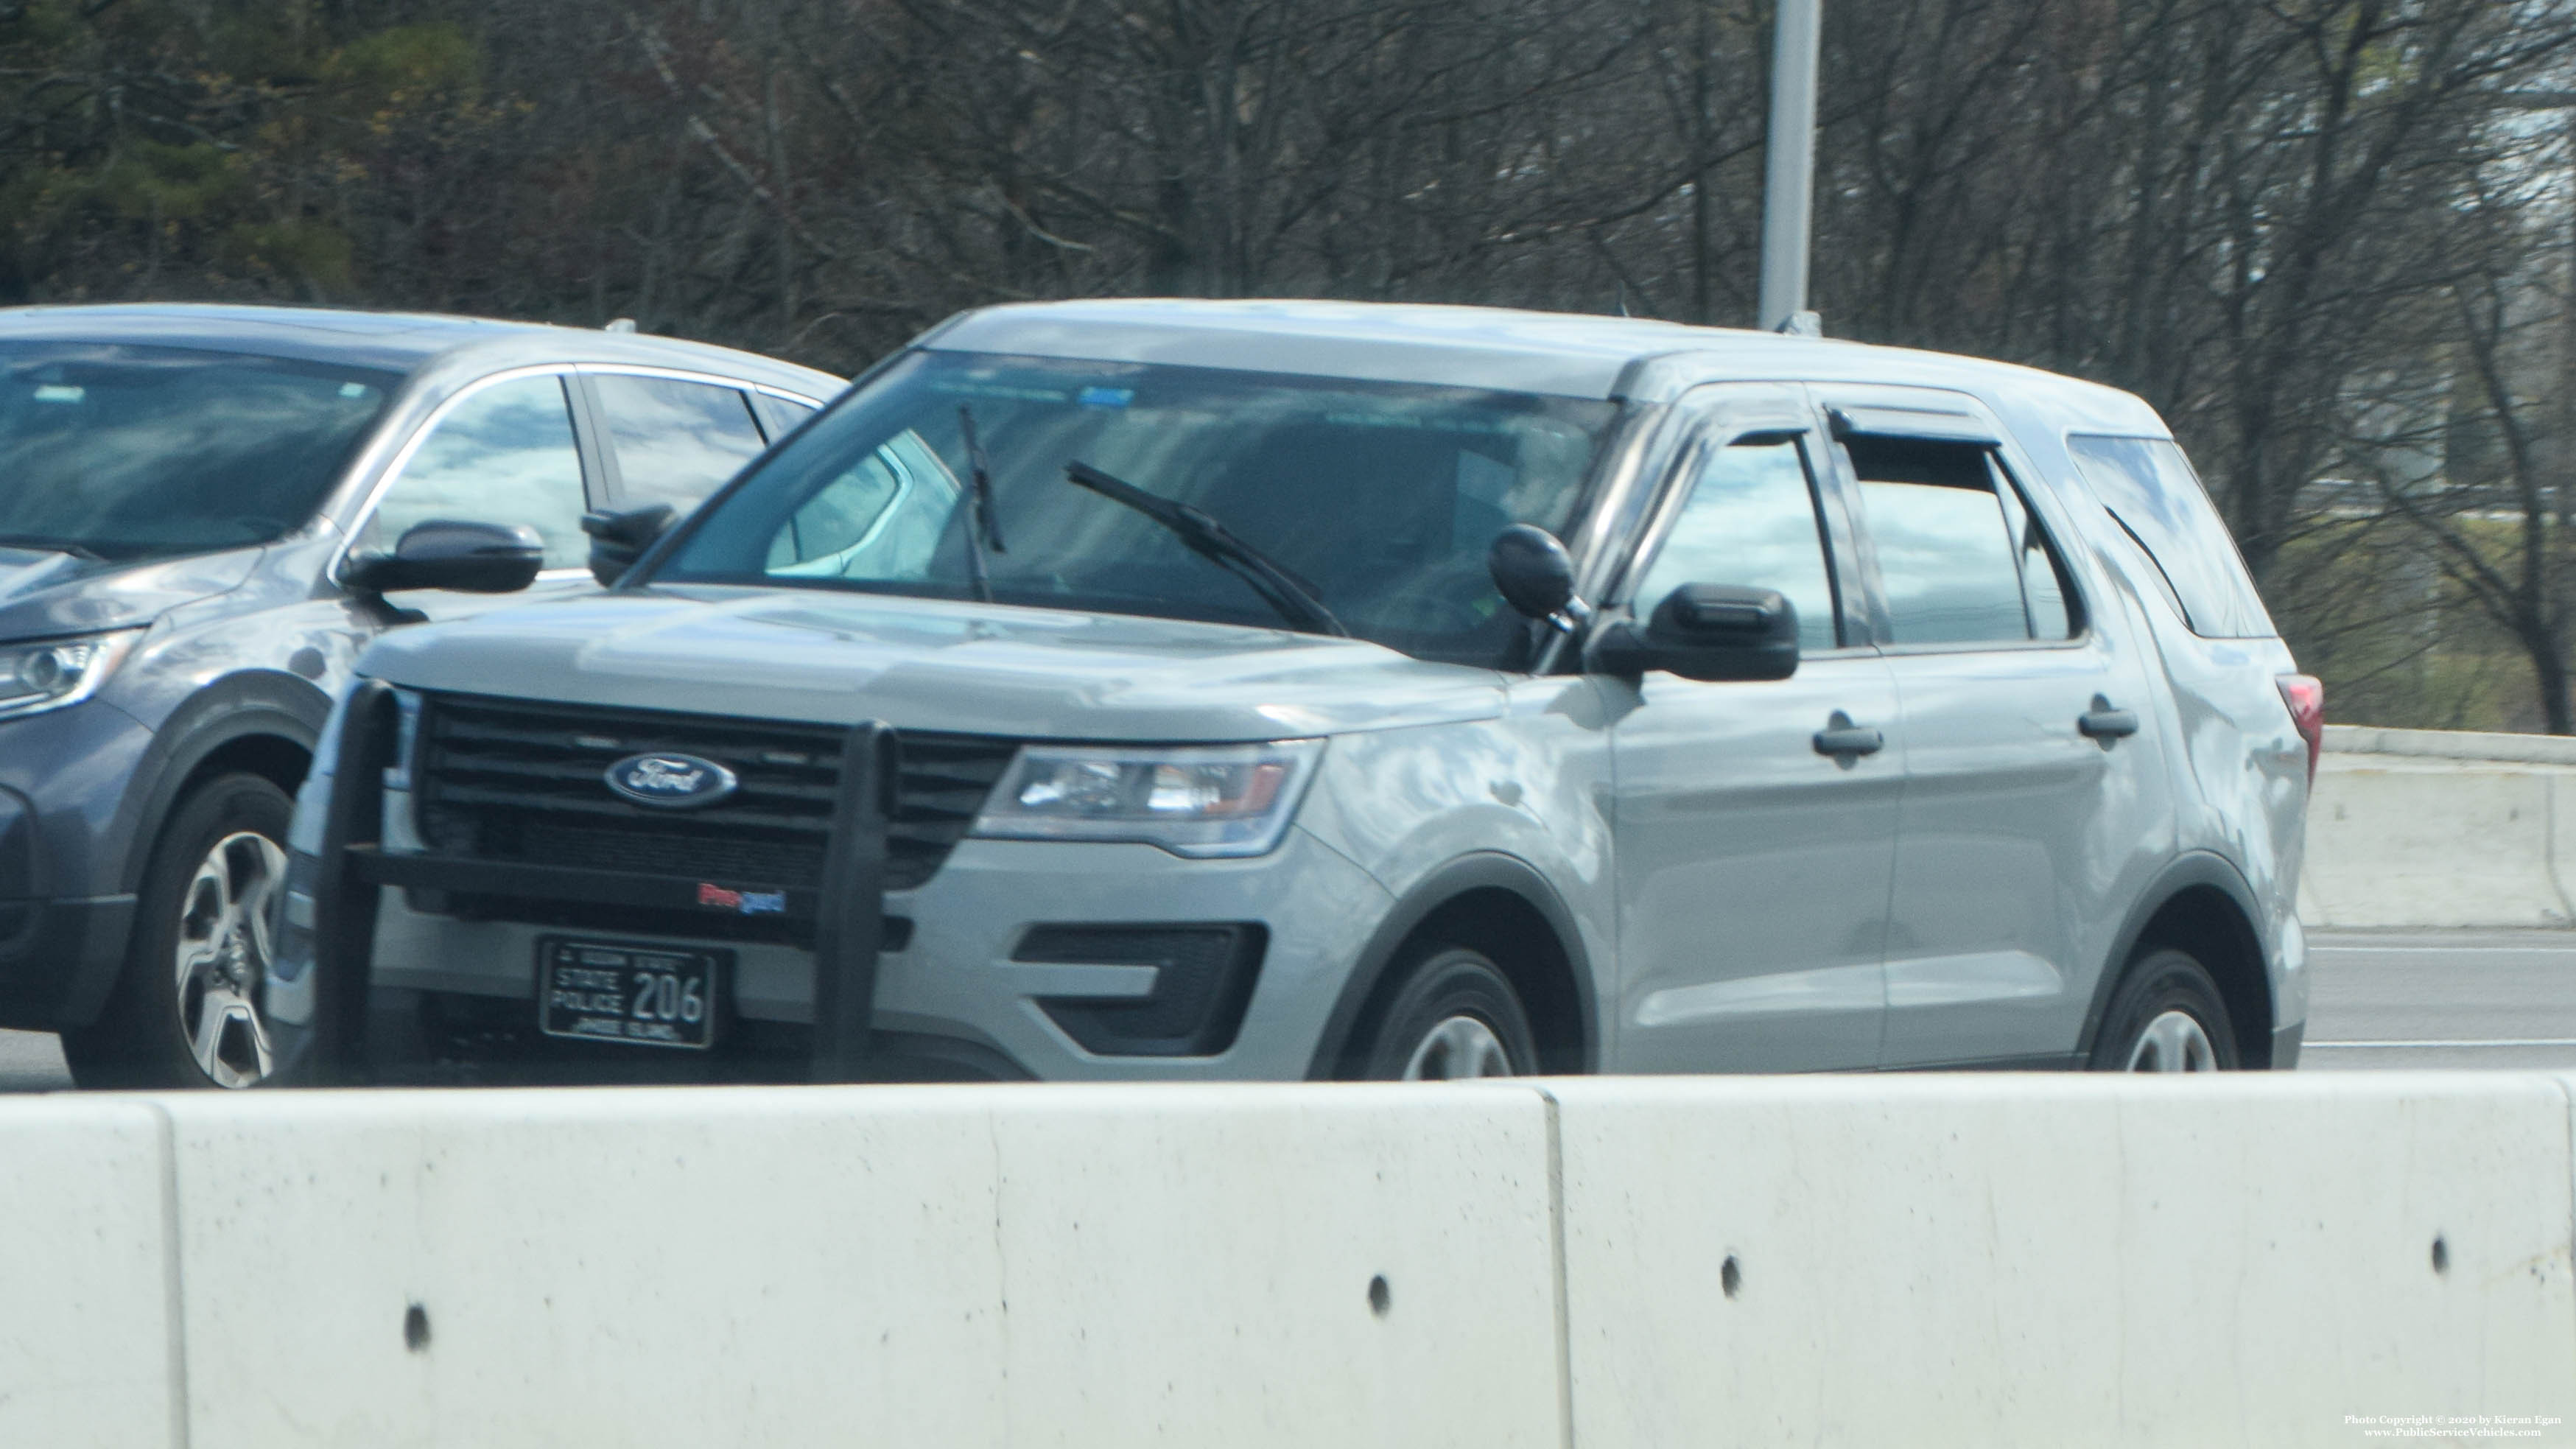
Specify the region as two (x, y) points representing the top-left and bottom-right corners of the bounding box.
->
(955, 405), (1007, 603)
(1063, 461), (1347, 636)
(0, 534), (106, 562)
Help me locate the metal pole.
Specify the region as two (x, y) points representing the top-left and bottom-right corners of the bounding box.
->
(1758, 0), (1823, 334)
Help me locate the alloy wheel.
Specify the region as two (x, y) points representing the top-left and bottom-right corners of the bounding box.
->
(2124, 1008), (2218, 1073)
(1401, 1014), (1515, 1080)
(172, 830), (285, 1089)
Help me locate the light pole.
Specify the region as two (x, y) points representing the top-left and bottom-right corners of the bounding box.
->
(1758, 0), (1824, 335)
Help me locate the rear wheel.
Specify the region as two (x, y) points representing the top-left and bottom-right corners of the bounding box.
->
(2088, 947), (2239, 1073)
(1356, 945), (1538, 1080)
(63, 774), (292, 1090)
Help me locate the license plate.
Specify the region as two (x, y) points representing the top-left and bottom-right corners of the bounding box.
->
(538, 937), (724, 1050)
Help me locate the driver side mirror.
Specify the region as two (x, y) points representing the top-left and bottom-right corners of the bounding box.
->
(1588, 584), (1800, 682)
(581, 504), (676, 587)
(344, 519), (546, 595)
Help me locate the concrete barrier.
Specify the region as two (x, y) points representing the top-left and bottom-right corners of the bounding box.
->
(161, 1084), (1563, 1449)
(2303, 724), (2576, 927)
(0, 1099), (180, 1448)
(13, 1076), (2576, 1446)
(1548, 1073), (2576, 1447)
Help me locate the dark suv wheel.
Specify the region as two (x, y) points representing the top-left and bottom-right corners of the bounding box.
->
(1356, 944), (1539, 1080)
(62, 773), (292, 1090)
(2088, 947), (2239, 1073)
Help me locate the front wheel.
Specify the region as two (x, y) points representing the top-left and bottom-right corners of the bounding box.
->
(2088, 947), (2239, 1073)
(1356, 945), (1539, 1080)
(63, 774), (293, 1090)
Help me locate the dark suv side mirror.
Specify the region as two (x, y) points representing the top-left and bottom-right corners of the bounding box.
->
(1588, 584), (1800, 682)
(582, 505), (676, 587)
(344, 519), (546, 595)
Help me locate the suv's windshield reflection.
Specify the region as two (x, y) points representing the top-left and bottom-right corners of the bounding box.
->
(654, 351), (1615, 666)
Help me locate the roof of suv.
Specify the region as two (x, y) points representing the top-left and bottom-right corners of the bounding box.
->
(930, 298), (2163, 433)
(0, 303), (839, 397)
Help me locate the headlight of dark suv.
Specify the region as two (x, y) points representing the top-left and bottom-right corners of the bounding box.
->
(0, 631), (141, 720)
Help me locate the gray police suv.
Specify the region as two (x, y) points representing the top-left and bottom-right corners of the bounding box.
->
(268, 300), (2318, 1087)
(0, 304), (837, 1088)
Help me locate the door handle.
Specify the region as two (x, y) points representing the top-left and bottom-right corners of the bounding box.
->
(1812, 710), (1886, 759)
(2078, 695), (2140, 740)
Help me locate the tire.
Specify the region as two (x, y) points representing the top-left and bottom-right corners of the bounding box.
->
(2087, 947), (2239, 1073)
(62, 774), (294, 1090)
(1355, 945), (1540, 1080)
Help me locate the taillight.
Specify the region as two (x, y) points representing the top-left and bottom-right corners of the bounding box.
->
(2277, 674), (2323, 785)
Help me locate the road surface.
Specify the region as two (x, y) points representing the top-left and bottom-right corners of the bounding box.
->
(0, 929), (2562, 1090)
(2299, 930), (2576, 1070)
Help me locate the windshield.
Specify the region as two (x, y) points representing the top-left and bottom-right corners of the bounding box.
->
(0, 341), (400, 560)
(653, 351), (1617, 665)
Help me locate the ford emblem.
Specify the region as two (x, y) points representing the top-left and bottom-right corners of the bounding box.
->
(605, 752), (739, 809)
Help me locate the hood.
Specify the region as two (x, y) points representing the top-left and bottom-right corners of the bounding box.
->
(358, 588), (1509, 741)
(0, 545), (258, 641)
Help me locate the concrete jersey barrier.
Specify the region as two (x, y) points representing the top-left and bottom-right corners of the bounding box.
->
(0, 1099), (178, 1446)
(164, 1084), (1564, 1449)
(2303, 724), (2576, 927)
(1548, 1073), (2575, 1445)
(7, 1075), (2572, 1447)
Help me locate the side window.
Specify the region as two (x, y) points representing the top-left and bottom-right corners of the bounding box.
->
(592, 374), (768, 513)
(359, 373), (588, 569)
(1631, 435), (1839, 653)
(1847, 435), (2068, 646)
(751, 393), (820, 441)
(765, 429), (962, 578)
(2064, 434), (2275, 639)
(1992, 460), (2077, 639)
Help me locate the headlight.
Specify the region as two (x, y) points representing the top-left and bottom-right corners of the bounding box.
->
(0, 631), (141, 720)
(969, 739), (1325, 857)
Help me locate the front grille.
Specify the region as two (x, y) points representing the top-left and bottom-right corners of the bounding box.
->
(413, 693), (1017, 894)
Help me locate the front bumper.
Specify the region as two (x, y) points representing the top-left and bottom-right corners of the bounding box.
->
(0, 704), (158, 1029)
(283, 828), (1385, 1081)
(0, 893), (137, 1031)
(273, 689), (1392, 1083)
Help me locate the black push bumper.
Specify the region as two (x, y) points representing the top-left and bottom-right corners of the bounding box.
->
(294, 681), (898, 1083)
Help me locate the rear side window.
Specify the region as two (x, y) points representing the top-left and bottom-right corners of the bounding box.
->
(593, 374), (769, 513)
(1846, 436), (2077, 646)
(751, 393), (819, 440)
(2065, 435), (2274, 639)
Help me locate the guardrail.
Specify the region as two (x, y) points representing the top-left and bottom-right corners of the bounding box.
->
(2303, 723), (2576, 927)
(14, 1076), (2572, 1446)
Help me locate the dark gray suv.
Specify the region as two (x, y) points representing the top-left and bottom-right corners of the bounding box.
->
(0, 304), (837, 1087)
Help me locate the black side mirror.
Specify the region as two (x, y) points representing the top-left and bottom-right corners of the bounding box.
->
(1589, 583), (1800, 682)
(1488, 524), (1591, 630)
(344, 519), (546, 595)
(582, 505), (676, 587)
